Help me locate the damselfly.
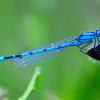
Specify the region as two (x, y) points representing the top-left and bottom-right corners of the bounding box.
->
(0, 29), (100, 67)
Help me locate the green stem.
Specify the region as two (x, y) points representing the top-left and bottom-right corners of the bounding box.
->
(18, 67), (41, 100)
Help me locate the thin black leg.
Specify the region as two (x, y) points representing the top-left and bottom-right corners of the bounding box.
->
(80, 41), (92, 53)
(97, 36), (100, 44)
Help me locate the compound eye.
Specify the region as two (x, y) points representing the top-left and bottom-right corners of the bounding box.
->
(96, 29), (100, 33)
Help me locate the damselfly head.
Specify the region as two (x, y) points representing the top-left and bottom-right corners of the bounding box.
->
(85, 44), (100, 61)
(96, 29), (100, 36)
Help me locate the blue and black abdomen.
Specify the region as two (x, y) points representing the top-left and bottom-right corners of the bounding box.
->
(12, 36), (79, 67)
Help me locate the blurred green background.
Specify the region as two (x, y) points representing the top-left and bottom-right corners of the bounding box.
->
(0, 0), (100, 100)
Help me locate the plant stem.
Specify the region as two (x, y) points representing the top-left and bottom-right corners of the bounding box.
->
(18, 67), (41, 100)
